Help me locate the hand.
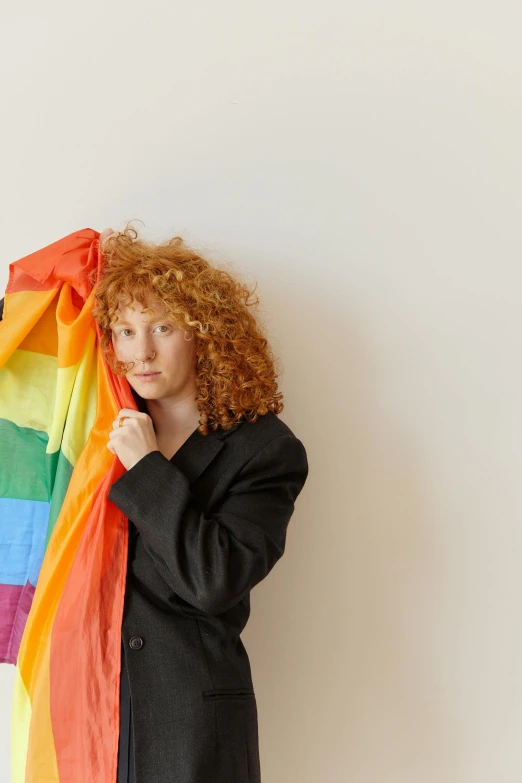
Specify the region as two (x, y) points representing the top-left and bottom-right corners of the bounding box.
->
(107, 409), (160, 471)
(99, 227), (117, 245)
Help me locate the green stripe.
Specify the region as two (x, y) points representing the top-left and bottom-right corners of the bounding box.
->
(0, 418), (75, 545)
(46, 448), (74, 548)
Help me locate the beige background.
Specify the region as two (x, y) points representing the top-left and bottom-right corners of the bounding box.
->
(1, 2), (521, 781)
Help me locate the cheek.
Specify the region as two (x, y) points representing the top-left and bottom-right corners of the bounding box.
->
(169, 345), (193, 366)
(112, 343), (132, 363)
(185, 338), (197, 363)
(170, 334), (196, 360)
(110, 343), (136, 373)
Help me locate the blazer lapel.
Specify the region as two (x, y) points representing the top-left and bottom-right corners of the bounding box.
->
(169, 421), (243, 484)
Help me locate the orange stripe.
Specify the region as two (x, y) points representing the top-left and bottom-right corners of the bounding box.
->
(3, 286), (98, 366)
(50, 351), (135, 780)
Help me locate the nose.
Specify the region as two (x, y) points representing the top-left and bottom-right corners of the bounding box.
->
(134, 348), (155, 361)
(130, 337), (156, 365)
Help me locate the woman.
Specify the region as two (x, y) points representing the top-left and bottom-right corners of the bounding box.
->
(87, 224), (309, 783)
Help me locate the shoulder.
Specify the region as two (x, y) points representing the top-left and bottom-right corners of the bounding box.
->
(218, 410), (304, 447)
(216, 411), (308, 476)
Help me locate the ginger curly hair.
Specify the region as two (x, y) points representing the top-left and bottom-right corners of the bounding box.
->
(88, 221), (284, 435)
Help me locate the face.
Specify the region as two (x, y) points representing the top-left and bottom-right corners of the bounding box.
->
(110, 298), (197, 401)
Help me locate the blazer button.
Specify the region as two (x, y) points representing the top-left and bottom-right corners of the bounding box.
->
(128, 636), (144, 650)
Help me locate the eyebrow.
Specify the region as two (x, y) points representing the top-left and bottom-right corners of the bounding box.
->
(113, 316), (171, 327)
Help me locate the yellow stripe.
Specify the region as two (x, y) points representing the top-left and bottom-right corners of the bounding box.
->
(12, 643), (60, 782)
(0, 350), (59, 435)
(49, 327), (98, 460)
(0, 327), (98, 462)
(11, 663), (39, 782)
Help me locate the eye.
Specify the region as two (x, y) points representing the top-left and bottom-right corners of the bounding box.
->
(119, 325), (171, 337)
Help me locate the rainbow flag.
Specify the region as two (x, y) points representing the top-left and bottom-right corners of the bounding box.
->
(0, 228), (134, 781)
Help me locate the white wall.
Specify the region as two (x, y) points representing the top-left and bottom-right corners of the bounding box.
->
(2, 1), (521, 781)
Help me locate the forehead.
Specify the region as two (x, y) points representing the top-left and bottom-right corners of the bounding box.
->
(114, 299), (167, 323)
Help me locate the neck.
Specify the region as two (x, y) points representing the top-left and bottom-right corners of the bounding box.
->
(144, 390), (201, 436)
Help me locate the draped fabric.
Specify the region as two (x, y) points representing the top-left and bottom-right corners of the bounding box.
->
(0, 229), (134, 781)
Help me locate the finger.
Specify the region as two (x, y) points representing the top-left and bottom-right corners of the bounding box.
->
(111, 420), (131, 433)
(114, 411), (147, 426)
(113, 410), (134, 428)
(100, 228), (116, 244)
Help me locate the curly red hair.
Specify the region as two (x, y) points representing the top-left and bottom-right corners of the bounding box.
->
(88, 221), (284, 435)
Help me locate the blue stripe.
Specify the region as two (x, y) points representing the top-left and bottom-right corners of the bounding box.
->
(0, 497), (50, 585)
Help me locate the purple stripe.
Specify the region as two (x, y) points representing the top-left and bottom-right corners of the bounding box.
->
(0, 581), (36, 664)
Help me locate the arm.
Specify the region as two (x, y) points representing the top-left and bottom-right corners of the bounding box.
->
(108, 432), (309, 615)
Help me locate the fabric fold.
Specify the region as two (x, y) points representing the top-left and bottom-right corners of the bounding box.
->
(0, 228), (134, 782)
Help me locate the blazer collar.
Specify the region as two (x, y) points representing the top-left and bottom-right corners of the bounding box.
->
(169, 420), (243, 483)
(133, 389), (244, 484)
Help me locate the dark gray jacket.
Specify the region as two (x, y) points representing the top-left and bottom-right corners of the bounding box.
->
(1, 296), (309, 783)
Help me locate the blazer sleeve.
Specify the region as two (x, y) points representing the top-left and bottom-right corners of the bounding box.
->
(107, 432), (309, 615)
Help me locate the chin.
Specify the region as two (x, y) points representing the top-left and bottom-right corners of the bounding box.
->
(130, 384), (159, 398)
(129, 386), (152, 412)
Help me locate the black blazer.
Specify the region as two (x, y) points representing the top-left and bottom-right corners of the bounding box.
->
(0, 297), (309, 783)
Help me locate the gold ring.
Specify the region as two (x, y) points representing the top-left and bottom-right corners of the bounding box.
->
(118, 416), (127, 427)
